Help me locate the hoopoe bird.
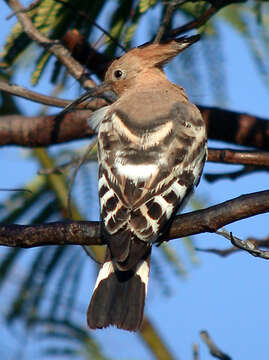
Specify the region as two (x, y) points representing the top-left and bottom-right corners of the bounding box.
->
(87, 35), (207, 331)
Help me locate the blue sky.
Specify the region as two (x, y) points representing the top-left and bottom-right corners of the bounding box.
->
(1, 2), (269, 360)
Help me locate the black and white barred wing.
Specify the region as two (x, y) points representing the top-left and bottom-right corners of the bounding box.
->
(129, 102), (207, 242)
(94, 101), (207, 244)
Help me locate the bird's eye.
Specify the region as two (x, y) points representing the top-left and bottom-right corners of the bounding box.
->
(114, 70), (123, 79)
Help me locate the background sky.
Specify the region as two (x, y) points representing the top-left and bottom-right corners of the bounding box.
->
(1, 2), (269, 360)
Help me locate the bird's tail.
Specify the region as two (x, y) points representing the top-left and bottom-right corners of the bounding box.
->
(87, 249), (151, 331)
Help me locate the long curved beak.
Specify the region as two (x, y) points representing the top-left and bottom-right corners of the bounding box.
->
(61, 81), (114, 115)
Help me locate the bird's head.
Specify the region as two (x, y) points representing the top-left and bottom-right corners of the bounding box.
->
(104, 35), (200, 95)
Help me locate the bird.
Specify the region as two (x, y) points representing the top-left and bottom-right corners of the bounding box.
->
(87, 35), (207, 331)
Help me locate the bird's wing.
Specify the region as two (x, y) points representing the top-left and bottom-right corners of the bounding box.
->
(97, 100), (207, 249)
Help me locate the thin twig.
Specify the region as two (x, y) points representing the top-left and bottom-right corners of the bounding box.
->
(168, 1), (237, 38)
(67, 139), (97, 218)
(204, 166), (266, 183)
(0, 188), (32, 193)
(200, 330), (232, 360)
(168, 5), (217, 37)
(38, 152), (97, 175)
(154, 2), (177, 43)
(0, 80), (71, 108)
(195, 246), (240, 257)
(216, 229), (269, 260)
(168, 1), (247, 37)
(196, 236), (269, 258)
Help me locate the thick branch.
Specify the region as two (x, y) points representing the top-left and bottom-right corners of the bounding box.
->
(1, 104), (269, 150)
(164, 190), (269, 240)
(0, 110), (94, 146)
(200, 105), (269, 151)
(0, 221), (102, 248)
(0, 190), (268, 248)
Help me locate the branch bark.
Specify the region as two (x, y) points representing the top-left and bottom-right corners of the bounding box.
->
(0, 190), (268, 248)
(207, 148), (269, 167)
(1, 104), (269, 151)
(200, 105), (269, 151)
(0, 110), (94, 146)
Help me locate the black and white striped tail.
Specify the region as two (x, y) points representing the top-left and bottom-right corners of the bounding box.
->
(87, 250), (150, 331)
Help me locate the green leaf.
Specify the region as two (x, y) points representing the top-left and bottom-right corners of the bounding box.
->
(31, 50), (52, 85)
(139, 0), (158, 14)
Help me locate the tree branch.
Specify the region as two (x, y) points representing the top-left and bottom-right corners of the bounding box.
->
(0, 80), (72, 108)
(196, 236), (269, 258)
(154, 2), (178, 43)
(200, 105), (269, 151)
(164, 190), (269, 240)
(0, 110), (94, 146)
(208, 148), (269, 167)
(1, 103), (269, 151)
(0, 80), (108, 110)
(168, 0), (247, 38)
(0, 190), (268, 248)
(204, 166), (268, 183)
(5, 0), (95, 89)
(0, 221), (102, 248)
(168, 4), (219, 37)
(216, 230), (269, 260)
